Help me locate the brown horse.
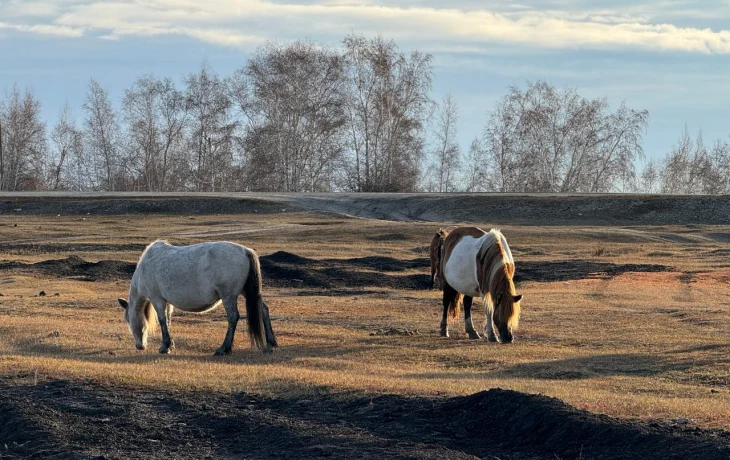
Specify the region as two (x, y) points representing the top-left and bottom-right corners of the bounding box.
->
(439, 227), (522, 343)
(428, 228), (452, 290)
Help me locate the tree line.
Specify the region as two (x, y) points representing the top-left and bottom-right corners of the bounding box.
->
(1, 35), (727, 194)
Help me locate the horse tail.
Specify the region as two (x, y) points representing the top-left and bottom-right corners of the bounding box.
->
(434, 229), (448, 290)
(435, 230), (446, 271)
(243, 248), (266, 351)
(449, 293), (462, 319)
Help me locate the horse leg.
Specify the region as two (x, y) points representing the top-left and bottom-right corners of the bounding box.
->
(429, 263), (436, 290)
(484, 296), (498, 342)
(440, 283), (456, 337)
(464, 296), (480, 339)
(215, 294), (240, 356)
(261, 300), (278, 350)
(152, 299), (174, 354)
(165, 304), (174, 326)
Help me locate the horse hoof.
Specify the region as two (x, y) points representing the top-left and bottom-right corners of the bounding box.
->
(486, 335), (498, 343)
(214, 349), (231, 356)
(439, 330), (449, 338)
(468, 332), (481, 340)
(159, 347), (171, 354)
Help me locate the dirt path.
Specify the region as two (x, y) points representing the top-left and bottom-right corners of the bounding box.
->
(1, 377), (728, 460)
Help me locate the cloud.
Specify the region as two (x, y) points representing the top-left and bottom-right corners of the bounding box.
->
(0, 21), (83, 37)
(0, 0), (729, 53)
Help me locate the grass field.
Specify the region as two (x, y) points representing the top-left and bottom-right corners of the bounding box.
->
(1, 204), (729, 438)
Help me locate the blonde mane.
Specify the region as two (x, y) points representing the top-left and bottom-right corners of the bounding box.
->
(478, 229), (520, 331)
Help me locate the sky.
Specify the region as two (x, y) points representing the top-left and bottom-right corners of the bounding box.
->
(1, 0), (729, 164)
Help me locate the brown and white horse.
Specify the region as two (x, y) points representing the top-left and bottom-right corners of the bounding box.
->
(428, 227), (452, 290)
(439, 227), (522, 343)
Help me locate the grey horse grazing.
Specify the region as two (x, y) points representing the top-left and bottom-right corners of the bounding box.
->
(118, 240), (277, 355)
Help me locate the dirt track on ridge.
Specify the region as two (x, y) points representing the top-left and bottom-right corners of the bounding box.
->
(2, 191), (730, 225)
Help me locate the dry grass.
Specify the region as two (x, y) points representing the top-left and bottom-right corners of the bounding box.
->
(1, 212), (729, 430)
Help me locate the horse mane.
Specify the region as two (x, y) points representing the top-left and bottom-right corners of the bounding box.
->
(478, 229), (520, 330)
(128, 298), (158, 333)
(139, 239), (170, 261)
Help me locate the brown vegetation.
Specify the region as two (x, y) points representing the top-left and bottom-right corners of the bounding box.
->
(0, 194), (729, 457)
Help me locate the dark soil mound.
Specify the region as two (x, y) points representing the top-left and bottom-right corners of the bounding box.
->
(0, 196), (294, 216)
(516, 260), (670, 283)
(259, 253), (429, 293)
(0, 255), (136, 281)
(0, 378), (727, 460)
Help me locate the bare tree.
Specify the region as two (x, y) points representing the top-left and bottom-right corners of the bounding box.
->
(343, 35), (433, 192)
(659, 127), (726, 194)
(638, 159), (660, 194)
(482, 81), (648, 193)
(424, 94), (461, 192)
(0, 86), (47, 190)
(49, 103), (84, 190)
(239, 41), (347, 192)
(124, 75), (188, 191)
(83, 79), (123, 190)
(185, 63), (236, 191)
(463, 137), (492, 192)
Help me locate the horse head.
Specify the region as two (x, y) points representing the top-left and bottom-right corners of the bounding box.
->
(492, 292), (522, 343)
(118, 297), (154, 350)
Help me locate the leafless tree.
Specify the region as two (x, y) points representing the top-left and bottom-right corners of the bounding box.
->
(482, 81), (648, 193)
(424, 94), (461, 192)
(123, 75), (188, 191)
(343, 35), (433, 192)
(238, 41), (347, 192)
(638, 159), (661, 194)
(185, 63), (236, 191)
(659, 127), (727, 194)
(0, 86), (47, 190)
(463, 137), (492, 192)
(83, 79), (123, 190)
(49, 103), (84, 190)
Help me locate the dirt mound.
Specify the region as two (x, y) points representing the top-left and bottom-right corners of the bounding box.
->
(516, 260), (670, 283)
(0, 195), (295, 216)
(264, 250), (315, 265)
(0, 242), (146, 255)
(0, 378), (727, 459)
(5, 192), (730, 225)
(288, 193), (730, 225)
(0, 255), (136, 281)
(329, 256), (427, 272)
(259, 253), (429, 293)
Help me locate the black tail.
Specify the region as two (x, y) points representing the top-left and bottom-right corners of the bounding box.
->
(243, 249), (266, 351)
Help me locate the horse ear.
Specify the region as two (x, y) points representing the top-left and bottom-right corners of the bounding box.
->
(118, 298), (129, 309)
(513, 295), (523, 302)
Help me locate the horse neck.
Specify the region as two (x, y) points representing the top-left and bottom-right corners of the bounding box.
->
(479, 234), (513, 296)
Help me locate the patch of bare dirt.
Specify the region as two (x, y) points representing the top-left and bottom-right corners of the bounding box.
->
(0, 377), (727, 460)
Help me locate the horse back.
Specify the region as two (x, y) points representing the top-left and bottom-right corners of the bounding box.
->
(440, 227), (486, 291)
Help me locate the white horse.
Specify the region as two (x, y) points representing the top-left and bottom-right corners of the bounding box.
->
(118, 240), (277, 355)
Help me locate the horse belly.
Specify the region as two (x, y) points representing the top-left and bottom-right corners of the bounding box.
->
(444, 242), (481, 297)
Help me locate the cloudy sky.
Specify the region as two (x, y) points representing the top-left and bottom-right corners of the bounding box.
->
(1, 0), (729, 162)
